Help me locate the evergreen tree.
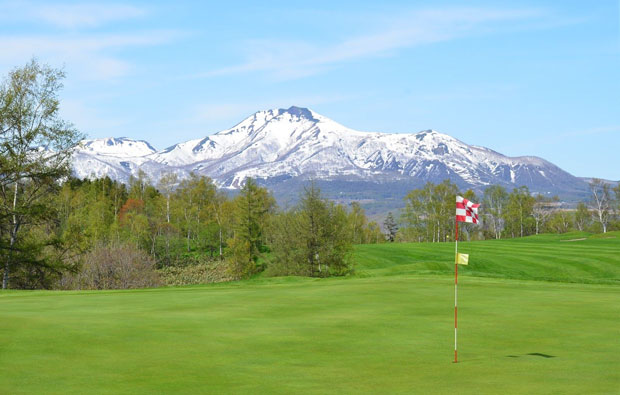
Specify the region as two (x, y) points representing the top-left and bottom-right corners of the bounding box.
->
(269, 182), (352, 277)
(384, 212), (398, 242)
(229, 178), (274, 278)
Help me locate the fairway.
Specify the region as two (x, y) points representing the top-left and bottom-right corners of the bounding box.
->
(354, 232), (620, 284)
(1, 235), (619, 394)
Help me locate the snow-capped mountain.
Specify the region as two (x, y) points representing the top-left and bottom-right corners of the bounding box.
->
(72, 106), (589, 201)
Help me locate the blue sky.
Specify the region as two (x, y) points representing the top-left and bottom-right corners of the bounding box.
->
(1, 0), (618, 179)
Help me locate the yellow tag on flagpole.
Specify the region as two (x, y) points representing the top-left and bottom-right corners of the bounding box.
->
(457, 253), (469, 265)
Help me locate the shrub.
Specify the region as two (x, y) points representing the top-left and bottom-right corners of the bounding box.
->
(158, 260), (233, 286)
(61, 243), (162, 289)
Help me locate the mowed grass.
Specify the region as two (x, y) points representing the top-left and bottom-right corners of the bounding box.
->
(1, 233), (619, 394)
(355, 231), (620, 284)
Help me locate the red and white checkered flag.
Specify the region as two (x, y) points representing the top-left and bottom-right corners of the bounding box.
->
(456, 196), (480, 224)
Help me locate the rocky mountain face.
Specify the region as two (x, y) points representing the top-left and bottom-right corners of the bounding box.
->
(72, 106), (590, 207)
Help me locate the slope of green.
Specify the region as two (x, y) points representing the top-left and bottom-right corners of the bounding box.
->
(1, 277), (619, 394)
(354, 232), (620, 284)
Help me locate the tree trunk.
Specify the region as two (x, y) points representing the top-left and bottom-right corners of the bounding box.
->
(3, 182), (19, 289)
(219, 227), (223, 260)
(187, 228), (191, 252)
(166, 196), (170, 223)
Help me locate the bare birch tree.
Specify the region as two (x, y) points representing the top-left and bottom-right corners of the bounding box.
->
(589, 179), (611, 233)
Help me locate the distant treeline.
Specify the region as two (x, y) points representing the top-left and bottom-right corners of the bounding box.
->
(3, 172), (386, 289)
(5, 172), (617, 290)
(397, 179), (620, 243)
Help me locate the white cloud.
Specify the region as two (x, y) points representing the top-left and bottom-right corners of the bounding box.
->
(0, 2), (177, 80)
(0, 31), (181, 80)
(201, 7), (544, 80)
(0, 1), (146, 28)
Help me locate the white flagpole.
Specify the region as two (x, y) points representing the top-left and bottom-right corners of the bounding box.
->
(454, 218), (459, 363)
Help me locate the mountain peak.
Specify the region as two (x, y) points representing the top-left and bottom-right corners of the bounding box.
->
(277, 106), (317, 121)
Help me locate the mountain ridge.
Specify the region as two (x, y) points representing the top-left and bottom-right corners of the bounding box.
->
(71, 106), (590, 204)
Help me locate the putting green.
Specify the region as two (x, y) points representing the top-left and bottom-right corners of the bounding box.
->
(1, 233), (618, 394)
(1, 276), (618, 394)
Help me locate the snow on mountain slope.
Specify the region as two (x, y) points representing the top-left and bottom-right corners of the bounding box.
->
(71, 106), (587, 196)
(78, 137), (156, 157)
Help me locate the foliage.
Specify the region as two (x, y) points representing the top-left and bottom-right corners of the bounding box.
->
(0, 59), (83, 289)
(268, 182), (353, 277)
(532, 194), (559, 235)
(157, 259), (233, 286)
(59, 243), (162, 290)
(504, 186), (535, 238)
(482, 185), (508, 239)
(400, 180), (458, 242)
(573, 201), (591, 231)
(383, 212), (397, 242)
(228, 178), (275, 278)
(589, 178), (612, 233)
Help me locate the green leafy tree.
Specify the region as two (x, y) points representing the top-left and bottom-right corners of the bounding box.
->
(212, 192), (233, 260)
(269, 182), (352, 277)
(401, 180), (458, 242)
(177, 174), (218, 253)
(348, 202), (367, 244)
(482, 185), (508, 239)
(532, 195), (559, 235)
(229, 178), (274, 278)
(0, 59), (82, 288)
(297, 182), (330, 276)
(573, 202), (591, 231)
(505, 186), (535, 238)
(364, 221), (384, 244)
(460, 189), (480, 241)
(547, 210), (571, 234)
(402, 184), (432, 241)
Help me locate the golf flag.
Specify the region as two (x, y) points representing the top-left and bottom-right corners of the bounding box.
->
(456, 196), (480, 224)
(453, 196), (480, 363)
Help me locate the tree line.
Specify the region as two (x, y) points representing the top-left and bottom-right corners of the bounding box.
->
(397, 179), (620, 243)
(4, 167), (387, 289)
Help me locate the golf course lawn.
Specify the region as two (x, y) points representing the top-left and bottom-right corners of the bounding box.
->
(354, 231), (620, 284)
(1, 233), (619, 394)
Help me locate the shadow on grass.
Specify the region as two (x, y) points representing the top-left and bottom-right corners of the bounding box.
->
(506, 353), (556, 358)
